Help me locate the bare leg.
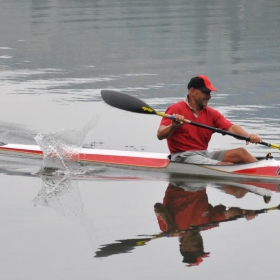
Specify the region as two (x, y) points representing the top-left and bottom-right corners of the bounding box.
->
(221, 148), (257, 164)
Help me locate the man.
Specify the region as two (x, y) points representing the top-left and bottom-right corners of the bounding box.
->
(157, 75), (262, 165)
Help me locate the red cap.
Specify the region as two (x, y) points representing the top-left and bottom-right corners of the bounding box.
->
(188, 75), (218, 92)
(181, 251), (210, 266)
(187, 253), (210, 267)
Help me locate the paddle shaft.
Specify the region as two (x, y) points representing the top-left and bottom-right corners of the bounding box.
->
(163, 113), (278, 149)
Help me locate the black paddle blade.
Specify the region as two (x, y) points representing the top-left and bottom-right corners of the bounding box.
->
(101, 90), (156, 115)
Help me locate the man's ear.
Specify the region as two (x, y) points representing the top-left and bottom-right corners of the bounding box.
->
(188, 87), (195, 96)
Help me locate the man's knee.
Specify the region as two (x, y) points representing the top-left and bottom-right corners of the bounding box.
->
(223, 147), (252, 163)
(236, 147), (257, 162)
(237, 147), (248, 156)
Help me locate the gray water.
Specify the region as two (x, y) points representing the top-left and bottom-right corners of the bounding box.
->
(1, 0), (280, 279)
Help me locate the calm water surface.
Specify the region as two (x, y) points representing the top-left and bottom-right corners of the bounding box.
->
(1, 0), (280, 279)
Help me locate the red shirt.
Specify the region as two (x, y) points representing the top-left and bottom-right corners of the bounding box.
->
(160, 100), (233, 153)
(157, 185), (226, 231)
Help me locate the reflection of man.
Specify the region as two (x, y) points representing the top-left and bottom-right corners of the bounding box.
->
(220, 185), (249, 199)
(179, 231), (209, 266)
(154, 182), (257, 266)
(216, 182), (271, 203)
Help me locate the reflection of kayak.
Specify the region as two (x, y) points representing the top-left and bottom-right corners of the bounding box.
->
(209, 180), (275, 200)
(170, 178), (277, 197)
(1, 143), (280, 182)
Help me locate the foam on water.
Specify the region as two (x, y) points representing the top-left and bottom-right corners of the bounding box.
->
(32, 127), (95, 219)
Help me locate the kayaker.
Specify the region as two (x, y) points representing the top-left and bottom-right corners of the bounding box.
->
(157, 75), (262, 165)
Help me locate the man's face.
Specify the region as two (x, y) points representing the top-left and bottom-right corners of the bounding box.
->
(193, 88), (211, 109)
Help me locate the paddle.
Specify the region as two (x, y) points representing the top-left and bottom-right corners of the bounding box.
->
(136, 204), (280, 246)
(94, 204), (280, 257)
(101, 90), (280, 150)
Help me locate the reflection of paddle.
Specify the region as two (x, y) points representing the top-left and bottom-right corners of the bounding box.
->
(101, 90), (280, 150)
(94, 204), (280, 258)
(136, 204), (280, 246)
(138, 204), (280, 245)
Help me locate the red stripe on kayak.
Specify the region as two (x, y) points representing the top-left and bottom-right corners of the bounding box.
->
(0, 147), (43, 156)
(78, 153), (169, 168)
(235, 166), (280, 177)
(0, 146), (169, 167)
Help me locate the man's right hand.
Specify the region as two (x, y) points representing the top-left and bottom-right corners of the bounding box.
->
(171, 113), (185, 127)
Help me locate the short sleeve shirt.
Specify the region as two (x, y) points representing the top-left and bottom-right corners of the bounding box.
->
(160, 100), (233, 153)
(156, 185), (226, 231)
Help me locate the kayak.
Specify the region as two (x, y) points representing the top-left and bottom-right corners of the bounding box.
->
(1, 143), (280, 182)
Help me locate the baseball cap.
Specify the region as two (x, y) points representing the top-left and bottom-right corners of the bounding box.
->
(180, 250), (210, 266)
(187, 75), (218, 92)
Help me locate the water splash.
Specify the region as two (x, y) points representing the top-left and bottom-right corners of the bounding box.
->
(33, 173), (85, 219)
(35, 129), (85, 173)
(32, 124), (93, 218)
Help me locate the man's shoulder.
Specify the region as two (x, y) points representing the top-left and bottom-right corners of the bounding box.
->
(204, 106), (222, 115)
(171, 100), (185, 105)
(204, 106), (232, 127)
(168, 100), (186, 109)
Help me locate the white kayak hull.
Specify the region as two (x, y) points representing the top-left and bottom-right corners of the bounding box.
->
(1, 143), (280, 182)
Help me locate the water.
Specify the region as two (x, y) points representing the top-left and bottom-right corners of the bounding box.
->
(1, 0), (280, 279)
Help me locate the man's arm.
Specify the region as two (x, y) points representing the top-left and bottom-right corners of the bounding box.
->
(224, 207), (257, 221)
(157, 114), (185, 140)
(228, 124), (262, 144)
(157, 124), (176, 140)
